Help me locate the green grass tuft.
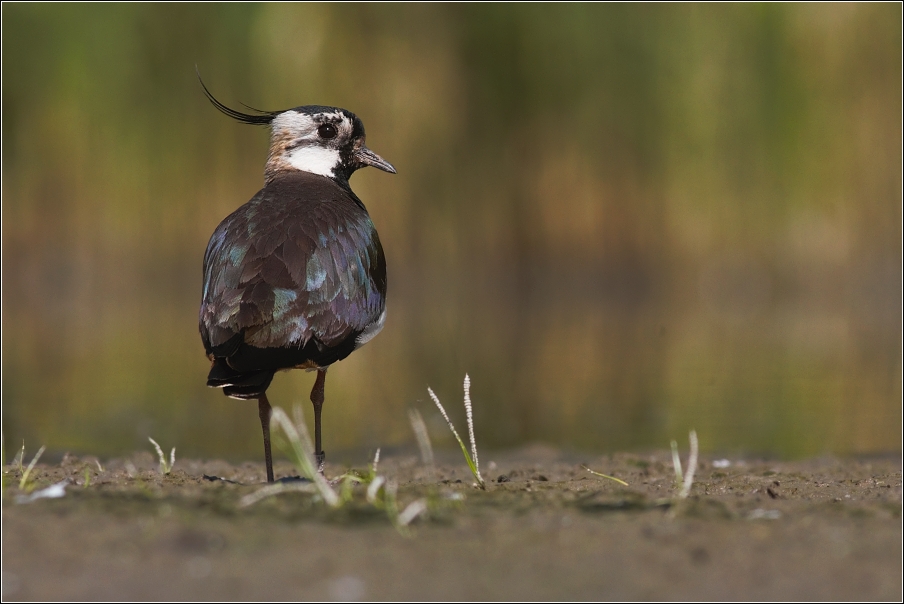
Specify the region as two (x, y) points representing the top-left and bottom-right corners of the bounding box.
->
(148, 437), (175, 475)
(427, 374), (486, 489)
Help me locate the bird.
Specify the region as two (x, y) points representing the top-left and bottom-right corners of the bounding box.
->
(197, 76), (395, 482)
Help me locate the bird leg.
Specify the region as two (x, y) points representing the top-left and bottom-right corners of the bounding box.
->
(311, 369), (327, 472)
(258, 393), (275, 483)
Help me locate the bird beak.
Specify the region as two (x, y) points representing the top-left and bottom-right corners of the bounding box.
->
(355, 146), (396, 174)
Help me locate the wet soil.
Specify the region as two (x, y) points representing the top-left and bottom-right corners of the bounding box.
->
(2, 447), (901, 601)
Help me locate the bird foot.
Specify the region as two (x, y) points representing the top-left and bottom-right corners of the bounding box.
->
(316, 450), (326, 474)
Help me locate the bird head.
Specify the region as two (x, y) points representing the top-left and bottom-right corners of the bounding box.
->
(198, 74), (396, 185)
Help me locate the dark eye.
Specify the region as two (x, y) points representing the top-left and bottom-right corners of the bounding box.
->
(318, 124), (338, 139)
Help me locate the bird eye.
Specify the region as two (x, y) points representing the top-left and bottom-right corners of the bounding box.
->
(318, 124), (338, 140)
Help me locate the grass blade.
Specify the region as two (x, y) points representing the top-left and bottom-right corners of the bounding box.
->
(238, 482), (318, 508)
(427, 386), (485, 489)
(19, 445), (45, 491)
(463, 374), (483, 486)
(269, 407), (339, 507)
(366, 475), (386, 504)
(372, 448), (381, 477)
(582, 465), (629, 486)
(397, 499), (428, 527)
(408, 408), (435, 468)
(670, 439), (683, 484)
(678, 430), (698, 499)
(148, 437), (173, 474)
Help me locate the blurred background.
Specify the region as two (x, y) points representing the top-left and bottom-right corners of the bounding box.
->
(2, 4), (900, 462)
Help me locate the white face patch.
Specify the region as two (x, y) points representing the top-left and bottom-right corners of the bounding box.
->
(286, 146), (341, 177)
(269, 109), (352, 177)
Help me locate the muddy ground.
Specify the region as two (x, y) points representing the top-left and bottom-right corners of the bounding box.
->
(2, 446), (901, 601)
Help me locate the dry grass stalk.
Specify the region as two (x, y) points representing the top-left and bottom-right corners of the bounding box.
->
(148, 437), (175, 475)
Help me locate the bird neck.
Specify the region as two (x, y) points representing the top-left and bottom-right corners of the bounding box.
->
(262, 164), (359, 200)
(264, 135), (355, 188)
(264, 153), (354, 191)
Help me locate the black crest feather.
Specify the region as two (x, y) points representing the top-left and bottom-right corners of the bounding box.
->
(196, 67), (280, 126)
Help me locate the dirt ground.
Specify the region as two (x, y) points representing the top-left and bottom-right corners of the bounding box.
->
(2, 446), (901, 601)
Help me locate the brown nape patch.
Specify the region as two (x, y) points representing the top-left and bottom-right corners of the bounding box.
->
(265, 129), (299, 183)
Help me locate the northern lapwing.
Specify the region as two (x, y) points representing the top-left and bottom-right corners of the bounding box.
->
(198, 77), (395, 482)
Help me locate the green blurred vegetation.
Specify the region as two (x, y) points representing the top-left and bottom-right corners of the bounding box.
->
(2, 4), (901, 460)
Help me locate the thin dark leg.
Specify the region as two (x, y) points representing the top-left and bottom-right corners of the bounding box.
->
(258, 393), (275, 483)
(311, 369), (327, 472)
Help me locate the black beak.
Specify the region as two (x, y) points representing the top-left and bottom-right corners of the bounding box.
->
(355, 146), (396, 174)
